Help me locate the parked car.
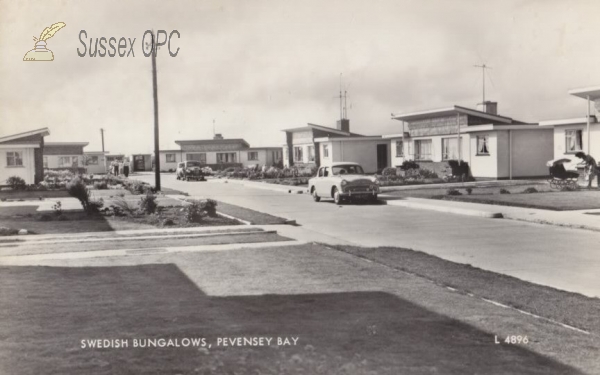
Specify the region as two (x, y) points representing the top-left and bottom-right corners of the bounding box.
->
(176, 161), (206, 181)
(308, 162), (379, 204)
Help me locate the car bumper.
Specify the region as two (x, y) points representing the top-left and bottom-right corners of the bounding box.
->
(340, 188), (379, 197)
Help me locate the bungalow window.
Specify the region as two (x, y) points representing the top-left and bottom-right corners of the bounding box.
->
(7, 151), (23, 167)
(395, 140), (404, 157)
(307, 146), (315, 162)
(476, 136), (490, 155)
(442, 138), (459, 160)
(187, 153), (207, 163)
(58, 156), (78, 167)
(283, 147), (289, 160)
(294, 146), (303, 162)
(166, 153), (177, 163)
(323, 144), (329, 158)
(565, 130), (583, 153)
(87, 156), (99, 165)
(248, 151), (259, 161)
(217, 153), (236, 163)
(43, 156), (48, 168)
(414, 140), (432, 160)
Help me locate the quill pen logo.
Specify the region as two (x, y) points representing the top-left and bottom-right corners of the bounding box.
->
(23, 22), (66, 61)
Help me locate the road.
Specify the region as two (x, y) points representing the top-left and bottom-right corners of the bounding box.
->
(138, 173), (600, 297)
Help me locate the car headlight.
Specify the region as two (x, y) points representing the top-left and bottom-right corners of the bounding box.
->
(374, 179), (380, 185)
(341, 179), (348, 186)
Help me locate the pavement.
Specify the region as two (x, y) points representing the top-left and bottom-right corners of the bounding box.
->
(128, 174), (600, 298)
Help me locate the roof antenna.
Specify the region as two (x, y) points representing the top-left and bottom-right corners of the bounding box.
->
(473, 63), (492, 105)
(339, 73), (343, 121)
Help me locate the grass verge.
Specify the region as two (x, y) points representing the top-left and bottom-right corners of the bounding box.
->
(215, 201), (289, 225)
(332, 245), (600, 334)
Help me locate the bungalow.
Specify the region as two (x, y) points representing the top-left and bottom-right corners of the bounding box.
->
(174, 134), (248, 169)
(43, 142), (88, 172)
(282, 120), (369, 168)
(389, 102), (554, 179)
(0, 127), (49, 185)
(83, 151), (108, 174)
(539, 85), (600, 186)
(241, 147), (283, 168)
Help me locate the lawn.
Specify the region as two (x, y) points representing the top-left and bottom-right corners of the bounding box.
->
(0, 262), (582, 375)
(385, 182), (600, 211)
(214, 201), (290, 224)
(334, 245), (600, 334)
(445, 190), (600, 211)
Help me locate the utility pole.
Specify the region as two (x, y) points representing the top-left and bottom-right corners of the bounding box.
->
(474, 64), (491, 105)
(150, 30), (161, 191)
(100, 128), (105, 152)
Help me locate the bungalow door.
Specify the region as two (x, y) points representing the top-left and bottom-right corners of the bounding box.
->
(377, 144), (388, 172)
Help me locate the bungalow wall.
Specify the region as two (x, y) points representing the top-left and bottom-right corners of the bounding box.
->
(84, 153), (107, 174)
(159, 151), (183, 172)
(0, 148), (36, 184)
(508, 129), (554, 178)
(551, 124), (600, 167)
(320, 139), (390, 174)
(468, 132), (498, 178)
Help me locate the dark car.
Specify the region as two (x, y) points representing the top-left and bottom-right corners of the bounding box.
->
(176, 161), (206, 181)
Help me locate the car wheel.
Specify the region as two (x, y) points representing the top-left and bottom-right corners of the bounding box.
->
(312, 188), (321, 202)
(370, 194), (378, 203)
(333, 187), (343, 205)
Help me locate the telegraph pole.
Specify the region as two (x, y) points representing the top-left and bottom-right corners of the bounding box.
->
(150, 31), (161, 191)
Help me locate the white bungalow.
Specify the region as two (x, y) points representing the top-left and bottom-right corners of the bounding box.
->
(0, 128), (49, 185)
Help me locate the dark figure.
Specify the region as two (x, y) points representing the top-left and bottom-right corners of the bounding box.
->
(123, 160), (130, 178)
(575, 152), (598, 189)
(112, 161), (119, 176)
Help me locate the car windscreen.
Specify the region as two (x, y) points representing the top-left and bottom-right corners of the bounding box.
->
(186, 162), (201, 167)
(332, 165), (364, 175)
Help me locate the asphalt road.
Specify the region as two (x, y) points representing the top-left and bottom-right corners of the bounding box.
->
(138, 173), (600, 297)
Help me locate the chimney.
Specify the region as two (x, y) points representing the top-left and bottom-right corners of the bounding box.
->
(479, 101), (498, 115)
(336, 119), (350, 133)
(213, 133), (223, 140)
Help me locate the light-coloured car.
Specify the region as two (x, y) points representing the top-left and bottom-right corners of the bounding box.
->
(308, 162), (380, 204)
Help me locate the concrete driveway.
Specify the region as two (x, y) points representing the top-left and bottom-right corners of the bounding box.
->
(139, 174), (600, 298)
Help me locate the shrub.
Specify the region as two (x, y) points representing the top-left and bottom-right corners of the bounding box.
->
(139, 192), (158, 214)
(499, 188), (511, 194)
(382, 167), (397, 176)
(94, 181), (108, 190)
(6, 176), (26, 191)
(447, 188), (462, 196)
(67, 177), (91, 207)
(419, 168), (438, 179)
(39, 214), (53, 222)
(67, 177), (103, 214)
(400, 160), (419, 171)
(111, 197), (138, 216)
(523, 187), (538, 194)
(182, 199), (218, 222)
(466, 188), (473, 195)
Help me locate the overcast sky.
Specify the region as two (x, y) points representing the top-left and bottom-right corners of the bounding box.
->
(1, 0), (599, 153)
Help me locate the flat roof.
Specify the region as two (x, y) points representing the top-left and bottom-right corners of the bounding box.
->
(568, 85), (600, 100)
(282, 123), (361, 137)
(84, 151), (109, 154)
(459, 124), (546, 133)
(538, 117), (592, 127)
(175, 138), (250, 147)
(45, 142), (89, 147)
(0, 127), (50, 143)
(392, 105), (513, 124)
(314, 136), (384, 142)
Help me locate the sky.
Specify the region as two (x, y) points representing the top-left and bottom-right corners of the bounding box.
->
(1, 0), (599, 153)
